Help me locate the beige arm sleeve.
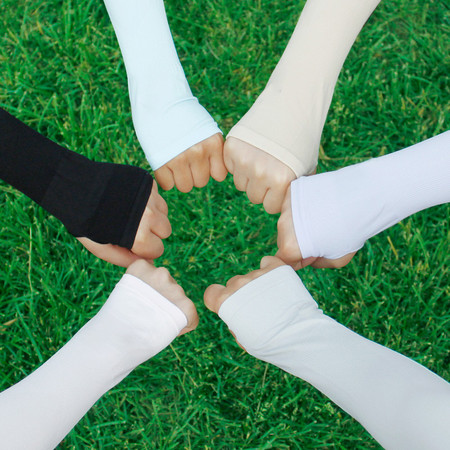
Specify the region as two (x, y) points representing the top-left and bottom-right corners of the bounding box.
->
(228, 0), (381, 176)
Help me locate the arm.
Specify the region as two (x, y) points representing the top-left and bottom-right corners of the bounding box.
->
(102, 0), (226, 192)
(225, 0), (381, 213)
(277, 130), (450, 267)
(205, 257), (450, 449)
(0, 260), (197, 449)
(0, 108), (171, 265)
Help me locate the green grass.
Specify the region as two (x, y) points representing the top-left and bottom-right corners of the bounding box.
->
(1, 0), (449, 448)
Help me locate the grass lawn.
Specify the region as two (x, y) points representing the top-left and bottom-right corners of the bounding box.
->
(1, 0), (449, 448)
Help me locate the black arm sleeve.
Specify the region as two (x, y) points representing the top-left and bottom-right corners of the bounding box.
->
(0, 108), (152, 249)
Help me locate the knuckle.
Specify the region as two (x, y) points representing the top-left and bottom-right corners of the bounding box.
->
(177, 182), (193, 193)
(252, 167), (267, 181)
(161, 223), (172, 239)
(277, 216), (286, 230)
(226, 275), (242, 288)
(188, 144), (207, 159)
(173, 284), (186, 298)
(194, 174), (210, 188)
(152, 241), (165, 259)
(185, 300), (197, 317)
(264, 202), (279, 214)
(155, 266), (171, 280)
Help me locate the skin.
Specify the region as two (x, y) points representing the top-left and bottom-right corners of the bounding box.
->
(276, 185), (356, 269)
(77, 180), (171, 268)
(127, 259), (198, 335)
(224, 137), (297, 214)
(154, 133), (227, 193)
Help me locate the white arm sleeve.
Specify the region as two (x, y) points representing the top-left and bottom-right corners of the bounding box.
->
(102, 0), (221, 170)
(291, 130), (450, 259)
(0, 274), (187, 450)
(219, 266), (450, 450)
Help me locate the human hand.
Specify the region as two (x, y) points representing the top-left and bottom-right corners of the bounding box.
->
(154, 133), (227, 193)
(276, 186), (356, 269)
(224, 137), (296, 214)
(204, 255), (285, 349)
(126, 259), (198, 335)
(77, 180), (171, 267)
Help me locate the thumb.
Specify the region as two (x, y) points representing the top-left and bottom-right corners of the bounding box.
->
(77, 237), (140, 268)
(204, 284), (226, 314)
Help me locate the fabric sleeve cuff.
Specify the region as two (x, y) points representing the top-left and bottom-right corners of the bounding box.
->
(147, 119), (221, 170)
(218, 266), (315, 350)
(227, 124), (315, 177)
(119, 274), (188, 332)
(290, 177), (316, 259)
(113, 169), (152, 249)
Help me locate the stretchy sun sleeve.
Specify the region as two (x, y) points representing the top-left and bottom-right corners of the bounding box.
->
(0, 108), (152, 249)
(219, 266), (450, 449)
(0, 274), (187, 450)
(290, 130), (450, 259)
(228, 0), (381, 177)
(102, 0), (221, 170)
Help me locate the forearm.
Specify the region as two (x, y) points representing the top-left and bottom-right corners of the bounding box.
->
(103, 0), (187, 93)
(0, 275), (186, 449)
(291, 130), (450, 259)
(102, 0), (220, 169)
(228, 0), (381, 176)
(273, 0), (381, 86)
(219, 267), (450, 449)
(0, 108), (152, 248)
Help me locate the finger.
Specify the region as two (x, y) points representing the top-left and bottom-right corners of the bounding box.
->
(296, 256), (319, 269)
(149, 210), (172, 239)
(310, 252), (356, 269)
(262, 186), (285, 214)
(275, 254), (318, 270)
(246, 178), (266, 205)
(223, 272), (264, 297)
(135, 204), (171, 242)
(233, 171), (248, 192)
(178, 300), (199, 335)
(77, 238), (140, 268)
(204, 284), (226, 313)
(126, 261), (198, 334)
(209, 150), (228, 182)
(225, 273), (246, 288)
(225, 276), (251, 293)
(276, 229), (301, 265)
(275, 247), (296, 266)
(154, 166), (175, 191)
(172, 164), (194, 193)
(189, 155), (210, 188)
(260, 255), (285, 270)
(223, 139), (235, 173)
(132, 233), (165, 260)
(309, 257), (332, 269)
(150, 189), (169, 215)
